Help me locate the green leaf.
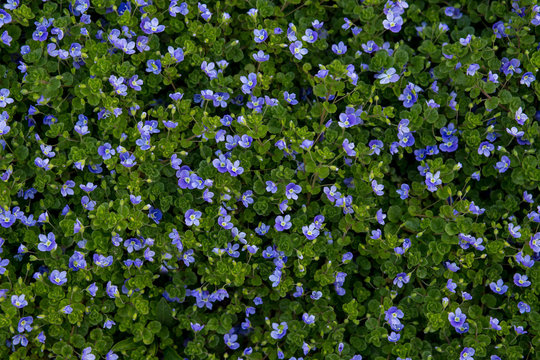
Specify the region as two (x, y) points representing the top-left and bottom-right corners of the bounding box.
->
(112, 338), (138, 352)
(163, 347), (183, 360)
(156, 298), (174, 326)
(387, 205), (402, 223)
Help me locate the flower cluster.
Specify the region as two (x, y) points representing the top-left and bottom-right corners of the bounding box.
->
(0, 0), (538, 359)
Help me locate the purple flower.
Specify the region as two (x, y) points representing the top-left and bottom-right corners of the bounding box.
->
(86, 283), (98, 297)
(508, 223), (521, 238)
(514, 273), (531, 287)
(495, 155), (511, 173)
(185, 209), (202, 226)
(396, 184), (410, 199)
(289, 41), (308, 60)
(383, 11), (403, 33)
(459, 34), (472, 45)
(302, 223), (319, 240)
(98, 143), (116, 160)
(169, 0), (188, 16)
(500, 57), (521, 76)
(190, 322), (205, 332)
(398, 82), (422, 108)
(368, 140), (383, 155)
(0, 88), (13, 108)
(506, 127), (524, 138)
(61, 180), (75, 197)
(376, 67), (400, 84)
(466, 64), (480, 76)
(439, 135), (458, 152)
(469, 201), (485, 215)
(141, 17), (165, 34)
(81, 347), (95, 360)
(0, 10), (12, 26)
(148, 207), (162, 224)
(12, 334), (28, 347)
(226, 160), (244, 177)
(0, 257), (9, 275)
(240, 73), (257, 94)
(201, 61), (217, 79)
(518, 301), (531, 314)
(283, 91), (298, 105)
(302, 29), (318, 43)
(241, 190), (254, 207)
(448, 307), (467, 328)
(213, 92), (229, 108)
(425, 171), (441, 192)
(253, 50), (269, 62)
(385, 307), (404, 327)
(167, 46), (184, 63)
(372, 180), (384, 196)
(38, 232), (57, 252)
(0, 30), (11, 45)
(285, 183), (302, 200)
(49, 270), (67, 286)
(270, 322), (288, 339)
(11, 295), (27, 308)
(455, 322), (470, 334)
(266, 181), (277, 193)
(219, 215), (233, 230)
(302, 313), (315, 324)
(489, 279), (508, 295)
(376, 209), (386, 225)
(331, 41), (347, 55)
(444, 261), (459, 272)
(18, 316), (33, 333)
(445, 6), (462, 19)
(488, 71), (499, 83)
(312, 20), (324, 29)
(253, 28), (268, 43)
(388, 332), (400, 342)
(32, 26), (48, 41)
(275, 215), (292, 231)
(362, 40), (379, 53)
(103, 319), (116, 329)
(146, 59), (162, 74)
(515, 107), (528, 125)
(106, 281), (119, 298)
(447, 279), (457, 293)
(398, 131), (415, 147)
(490, 317), (502, 330)
(530, 232), (540, 252)
(128, 75), (143, 91)
(342, 17), (353, 30)
(279, 200), (289, 213)
(393, 272), (409, 288)
(478, 141), (494, 157)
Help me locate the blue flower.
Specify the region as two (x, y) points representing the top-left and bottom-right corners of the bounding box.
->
(289, 41), (308, 60)
(495, 155), (511, 173)
(146, 59), (162, 74)
(513, 273), (531, 287)
(489, 279), (508, 295)
(253, 28), (268, 43)
(270, 322), (288, 339)
(396, 184), (410, 199)
(393, 272), (410, 288)
(49, 270), (67, 286)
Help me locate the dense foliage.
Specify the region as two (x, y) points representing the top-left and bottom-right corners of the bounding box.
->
(1, 0), (540, 359)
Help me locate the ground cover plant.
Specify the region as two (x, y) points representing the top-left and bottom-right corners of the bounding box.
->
(0, 0), (540, 359)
